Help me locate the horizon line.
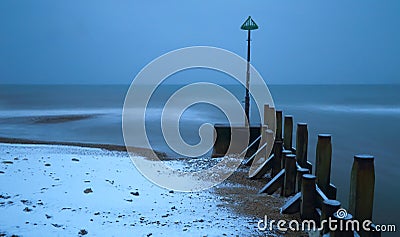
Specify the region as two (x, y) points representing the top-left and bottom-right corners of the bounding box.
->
(1, 83), (399, 86)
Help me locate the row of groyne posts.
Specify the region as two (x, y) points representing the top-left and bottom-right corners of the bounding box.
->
(213, 105), (380, 237)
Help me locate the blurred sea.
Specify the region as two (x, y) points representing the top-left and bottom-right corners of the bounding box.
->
(0, 84), (399, 228)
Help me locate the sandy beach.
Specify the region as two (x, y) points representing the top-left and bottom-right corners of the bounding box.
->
(0, 141), (306, 237)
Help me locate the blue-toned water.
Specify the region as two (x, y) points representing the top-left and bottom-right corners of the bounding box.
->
(0, 84), (399, 229)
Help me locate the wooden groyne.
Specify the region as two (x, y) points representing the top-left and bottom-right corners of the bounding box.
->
(213, 105), (380, 236)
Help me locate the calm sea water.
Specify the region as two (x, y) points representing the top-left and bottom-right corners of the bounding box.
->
(0, 84), (399, 229)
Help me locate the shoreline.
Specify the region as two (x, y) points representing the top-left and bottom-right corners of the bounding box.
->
(0, 137), (167, 160)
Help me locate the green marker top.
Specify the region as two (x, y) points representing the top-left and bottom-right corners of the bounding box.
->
(241, 16), (259, 30)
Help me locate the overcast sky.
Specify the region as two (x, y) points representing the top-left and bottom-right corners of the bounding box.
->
(1, 0), (399, 85)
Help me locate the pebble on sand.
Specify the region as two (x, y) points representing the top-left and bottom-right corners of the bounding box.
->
(23, 207), (32, 212)
(130, 191), (139, 196)
(83, 188), (93, 194)
(78, 229), (88, 235)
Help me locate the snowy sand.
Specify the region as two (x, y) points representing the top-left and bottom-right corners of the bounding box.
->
(0, 143), (266, 237)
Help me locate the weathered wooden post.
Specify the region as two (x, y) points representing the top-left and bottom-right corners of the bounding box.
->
(279, 149), (292, 196)
(212, 125), (230, 157)
(315, 134), (336, 199)
(296, 167), (310, 193)
(283, 154), (297, 197)
(260, 125), (268, 145)
(263, 104), (269, 126)
(301, 174), (317, 220)
(283, 115), (293, 150)
(349, 154), (375, 237)
(296, 123), (308, 167)
(281, 149), (292, 170)
(267, 107), (276, 133)
(276, 110), (283, 141)
(272, 140), (283, 177)
(321, 199), (341, 235)
(263, 104), (276, 131)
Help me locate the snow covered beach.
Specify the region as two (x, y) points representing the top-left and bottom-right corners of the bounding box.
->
(0, 142), (302, 237)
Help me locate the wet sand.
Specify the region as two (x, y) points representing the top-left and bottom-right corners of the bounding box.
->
(0, 137), (167, 160)
(0, 142), (307, 236)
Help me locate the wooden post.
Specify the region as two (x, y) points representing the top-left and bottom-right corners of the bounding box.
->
(296, 167), (310, 193)
(276, 110), (283, 141)
(296, 123), (308, 168)
(283, 154), (297, 197)
(315, 134), (333, 197)
(280, 149), (292, 196)
(300, 174), (317, 220)
(283, 115), (293, 150)
(349, 154), (375, 237)
(263, 104), (276, 133)
(272, 140), (283, 177)
(260, 125), (268, 145)
(281, 149), (292, 170)
(263, 104), (269, 126)
(211, 125), (230, 157)
(321, 199), (341, 235)
(267, 107), (276, 133)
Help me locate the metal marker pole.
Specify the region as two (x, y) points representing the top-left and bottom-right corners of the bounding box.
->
(245, 29), (251, 125)
(241, 16), (258, 126)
